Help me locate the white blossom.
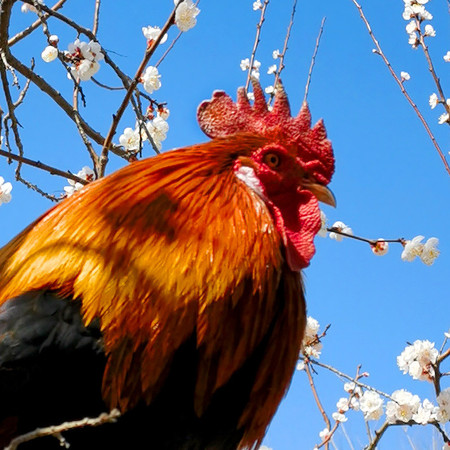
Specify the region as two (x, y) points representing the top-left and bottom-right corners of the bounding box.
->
(264, 85), (274, 95)
(141, 66), (161, 94)
(329, 221), (353, 241)
(359, 391), (384, 421)
(240, 58), (250, 71)
(371, 239), (389, 256)
(301, 316), (323, 359)
(145, 116), (169, 150)
(386, 390), (420, 423)
(413, 399), (438, 424)
(429, 93), (439, 109)
(318, 210), (328, 238)
(405, 20), (417, 34)
(444, 51), (450, 62)
(344, 382), (362, 398)
(397, 339), (438, 381)
(267, 64), (277, 75)
(158, 107), (170, 120)
(436, 388), (450, 423)
(332, 412), (347, 423)
(142, 26), (168, 43)
(174, 0), (200, 32)
(70, 59), (100, 81)
(319, 428), (330, 441)
(424, 24), (435, 37)
(48, 35), (59, 44)
(21, 0), (43, 13)
(420, 237), (439, 265)
(408, 33), (419, 48)
(401, 235), (424, 262)
(247, 92), (255, 101)
(438, 113), (449, 125)
(41, 46), (58, 63)
(336, 397), (349, 412)
(119, 127), (141, 151)
(252, 0), (262, 10)
(400, 71), (410, 81)
(272, 49), (280, 59)
(0, 177), (12, 205)
(251, 70), (260, 81)
(63, 166), (94, 197)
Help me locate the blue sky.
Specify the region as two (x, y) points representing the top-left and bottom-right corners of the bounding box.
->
(1, 1), (449, 448)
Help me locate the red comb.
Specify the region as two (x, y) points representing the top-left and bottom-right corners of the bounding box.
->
(197, 81), (334, 184)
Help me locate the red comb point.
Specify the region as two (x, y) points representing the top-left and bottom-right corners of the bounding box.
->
(197, 80), (334, 183)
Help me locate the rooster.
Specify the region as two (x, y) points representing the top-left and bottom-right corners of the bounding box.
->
(0, 81), (334, 449)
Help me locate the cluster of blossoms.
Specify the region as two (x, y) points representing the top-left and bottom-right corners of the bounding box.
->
(174, 0), (200, 32)
(401, 235), (439, 265)
(401, 0), (450, 125)
(63, 166), (94, 197)
(119, 112), (169, 153)
(0, 176), (12, 205)
(65, 39), (104, 81)
(41, 37), (104, 82)
(397, 339), (439, 381)
(297, 317), (323, 371)
(240, 58), (261, 82)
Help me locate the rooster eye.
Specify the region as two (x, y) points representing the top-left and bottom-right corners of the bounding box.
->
(263, 153), (281, 169)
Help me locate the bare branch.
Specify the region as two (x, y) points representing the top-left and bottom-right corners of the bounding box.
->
(0, 148), (89, 185)
(268, 0), (297, 106)
(7, 0), (67, 47)
(5, 409), (121, 450)
(304, 17), (326, 103)
(92, 0), (101, 36)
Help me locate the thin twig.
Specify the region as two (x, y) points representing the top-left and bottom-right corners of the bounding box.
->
(306, 358), (394, 401)
(0, 148), (89, 185)
(305, 361), (331, 445)
(15, 174), (59, 202)
(92, 0), (101, 36)
(304, 17), (326, 103)
(5, 409), (121, 450)
(365, 421), (389, 450)
(327, 227), (405, 246)
(7, 0), (67, 47)
(350, 0), (450, 176)
(245, 0), (270, 92)
(268, 0), (297, 107)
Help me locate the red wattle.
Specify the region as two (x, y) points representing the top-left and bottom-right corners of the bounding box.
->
(268, 190), (320, 271)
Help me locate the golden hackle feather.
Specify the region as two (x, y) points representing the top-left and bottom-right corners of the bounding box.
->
(0, 134), (306, 448)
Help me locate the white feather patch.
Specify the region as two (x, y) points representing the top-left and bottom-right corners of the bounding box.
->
(234, 166), (265, 199)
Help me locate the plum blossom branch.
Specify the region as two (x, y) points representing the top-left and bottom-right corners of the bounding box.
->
(7, 0), (67, 47)
(245, 0), (270, 92)
(350, 0), (450, 176)
(99, 2), (181, 176)
(0, 148), (89, 186)
(267, 0), (297, 107)
(5, 409), (121, 450)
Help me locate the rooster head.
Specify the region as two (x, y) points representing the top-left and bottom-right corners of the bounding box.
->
(197, 81), (335, 271)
